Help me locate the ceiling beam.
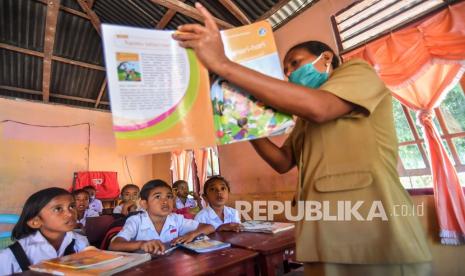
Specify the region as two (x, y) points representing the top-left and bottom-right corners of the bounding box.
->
(0, 43), (43, 58)
(150, 0), (234, 29)
(219, 0), (251, 25)
(75, 0), (110, 109)
(35, 0), (90, 19)
(0, 85), (110, 106)
(94, 79), (107, 108)
(0, 43), (105, 71)
(86, 0), (95, 9)
(76, 0), (102, 35)
(52, 56), (105, 71)
(156, 0), (187, 29)
(60, 5), (90, 19)
(156, 9), (177, 29)
(256, 0), (290, 22)
(42, 0), (60, 102)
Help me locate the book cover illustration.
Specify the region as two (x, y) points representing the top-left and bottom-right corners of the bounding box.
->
(30, 250), (151, 275)
(212, 21), (294, 144)
(42, 250), (123, 269)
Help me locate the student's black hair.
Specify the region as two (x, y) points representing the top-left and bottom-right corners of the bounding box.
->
(121, 184), (140, 194)
(83, 185), (96, 191)
(287, 41), (340, 69)
(203, 175), (231, 196)
(72, 189), (90, 198)
(12, 187), (72, 240)
(140, 179), (172, 200)
(172, 180), (188, 190)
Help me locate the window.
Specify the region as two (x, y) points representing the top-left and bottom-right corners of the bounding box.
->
(206, 147), (220, 177)
(331, 0), (448, 53)
(170, 147), (220, 192)
(394, 82), (465, 188)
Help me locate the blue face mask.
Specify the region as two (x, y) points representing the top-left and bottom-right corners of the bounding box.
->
(288, 54), (330, 88)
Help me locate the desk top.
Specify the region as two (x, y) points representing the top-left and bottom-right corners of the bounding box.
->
(209, 229), (295, 255)
(115, 247), (258, 275)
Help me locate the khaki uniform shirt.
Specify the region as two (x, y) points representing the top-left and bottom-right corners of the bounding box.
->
(284, 59), (432, 264)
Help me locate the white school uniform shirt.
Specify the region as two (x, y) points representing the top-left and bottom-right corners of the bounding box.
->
(89, 198), (103, 213)
(194, 205), (241, 229)
(113, 204), (144, 214)
(78, 208), (99, 227)
(175, 197), (197, 209)
(116, 211), (199, 243)
(0, 230), (89, 275)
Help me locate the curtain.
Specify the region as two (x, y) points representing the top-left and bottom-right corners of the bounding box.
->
(343, 2), (465, 245)
(170, 150), (193, 182)
(194, 148), (209, 190)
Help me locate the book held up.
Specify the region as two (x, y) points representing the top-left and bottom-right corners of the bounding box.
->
(101, 21), (294, 155)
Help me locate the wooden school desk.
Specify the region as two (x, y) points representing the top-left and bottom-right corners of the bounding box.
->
(115, 247), (257, 276)
(210, 229), (296, 276)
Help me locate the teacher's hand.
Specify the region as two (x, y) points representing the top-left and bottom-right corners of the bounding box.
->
(172, 2), (230, 74)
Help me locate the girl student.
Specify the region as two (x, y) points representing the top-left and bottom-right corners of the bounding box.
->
(194, 176), (241, 231)
(0, 187), (89, 274)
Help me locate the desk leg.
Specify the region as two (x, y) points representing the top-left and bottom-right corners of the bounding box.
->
(258, 253), (285, 276)
(245, 259), (255, 276)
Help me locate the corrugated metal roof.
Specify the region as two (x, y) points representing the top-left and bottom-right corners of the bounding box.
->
(268, 0), (318, 29)
(0, 0), (46, 51)
(234, 0), (277, 21)
(0, 48), (43, 91)
(51, 62), (105, 99)
(1, 0), (316, 110)
(54, 11), (103, 66)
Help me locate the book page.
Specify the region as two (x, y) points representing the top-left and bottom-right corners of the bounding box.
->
(102, 25), (216, 155)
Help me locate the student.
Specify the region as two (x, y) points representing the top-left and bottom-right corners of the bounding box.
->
(109, 179), (215, 255)
(0, 187), (89, 274)
(113, 184), (142, 216)
(195, 176), (241, 231)
(73, 189), (99, 228)
(173, 180), (202, 210)
(173, 3), (432, 274)
(83, 186), (103, 214)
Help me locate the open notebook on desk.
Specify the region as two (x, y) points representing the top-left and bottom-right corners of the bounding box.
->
(241, 221), (295, 234)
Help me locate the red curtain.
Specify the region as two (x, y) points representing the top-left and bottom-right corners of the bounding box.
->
(343, 2), (465, 245)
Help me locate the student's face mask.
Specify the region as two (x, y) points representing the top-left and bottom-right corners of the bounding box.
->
(288, 54), (330, 89)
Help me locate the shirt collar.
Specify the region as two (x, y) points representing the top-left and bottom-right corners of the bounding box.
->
(206, 205), (224, 221)
(139, 212), (177, 231)
(29, 230), (74, 254)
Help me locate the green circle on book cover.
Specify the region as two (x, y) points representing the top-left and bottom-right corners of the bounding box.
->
(115, 49), (200, 139)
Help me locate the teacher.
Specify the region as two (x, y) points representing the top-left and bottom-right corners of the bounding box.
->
(173, 3), (432, 275)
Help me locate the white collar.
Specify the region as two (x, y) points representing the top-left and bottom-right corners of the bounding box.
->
(139, 212), (177, 231)
(28, 230), (74, 254)
(206, 205), (224, 221)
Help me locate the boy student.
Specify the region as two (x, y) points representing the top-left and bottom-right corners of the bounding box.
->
(72, 189), (99, 228)
(109, 179), (215, 255)
(83, 186), (103, 214)
(173, 180), (202, 210)
(113, 184), (142, 215)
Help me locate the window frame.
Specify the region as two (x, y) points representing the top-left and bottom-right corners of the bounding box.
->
(396, 83), (465, 179)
